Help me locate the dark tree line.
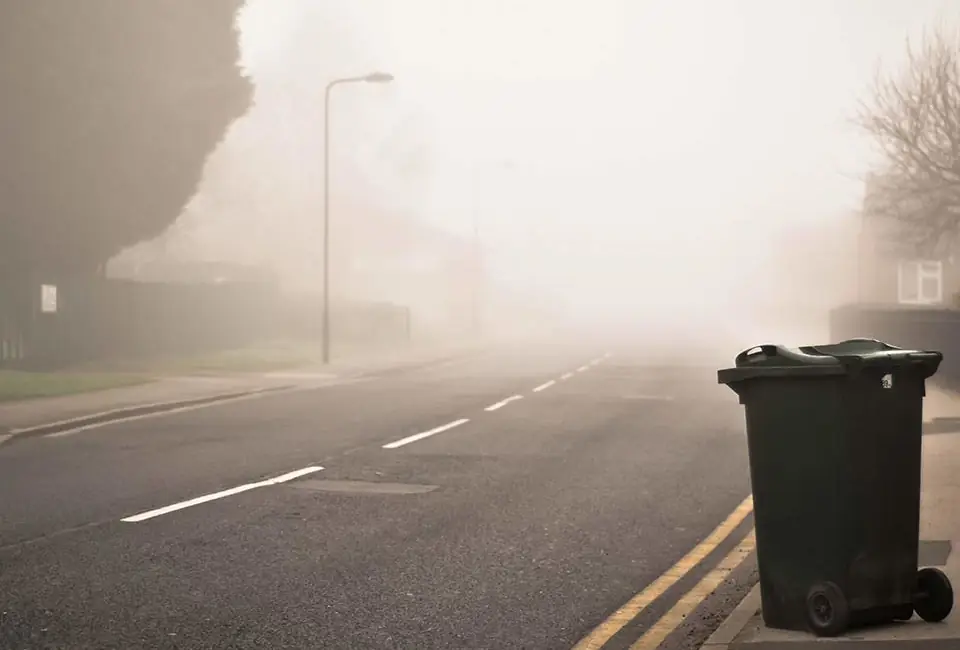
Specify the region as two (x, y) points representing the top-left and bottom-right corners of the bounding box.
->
(0, 1), (252, 279)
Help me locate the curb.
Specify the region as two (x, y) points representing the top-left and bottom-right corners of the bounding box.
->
(2, 385), (295, 443)
(702, 556), (959, 649)
(703, 584), (761, 648)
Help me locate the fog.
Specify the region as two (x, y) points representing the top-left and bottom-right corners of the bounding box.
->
(116, 0), (958, 361)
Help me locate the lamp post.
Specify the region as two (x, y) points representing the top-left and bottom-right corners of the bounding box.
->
(322, 71), (393, 364)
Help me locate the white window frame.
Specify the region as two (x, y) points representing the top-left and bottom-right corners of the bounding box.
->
(897, 259), (943, 305)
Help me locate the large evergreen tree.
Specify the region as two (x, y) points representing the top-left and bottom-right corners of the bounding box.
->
(0, 1), (252, 277)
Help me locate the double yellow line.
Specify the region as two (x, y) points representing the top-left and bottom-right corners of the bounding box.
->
(572, 495), (755, 650)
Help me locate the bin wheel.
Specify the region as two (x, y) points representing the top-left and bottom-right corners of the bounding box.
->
(914, 567), (954, 623)
(892, 604), (914, 621)
(805, 582), (850, 637)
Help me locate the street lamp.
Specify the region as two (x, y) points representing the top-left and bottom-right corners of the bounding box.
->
(322, 71), (393, 364)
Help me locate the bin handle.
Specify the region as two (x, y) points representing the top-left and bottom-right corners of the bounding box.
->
(905, 351), (942, 363)
(736, 344), (779, 366)
(904, 351), (944, 372)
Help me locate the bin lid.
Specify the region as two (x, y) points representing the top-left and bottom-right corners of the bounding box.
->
(717, 338), (942, 385)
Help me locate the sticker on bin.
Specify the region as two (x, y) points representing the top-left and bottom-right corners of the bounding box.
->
(882, 373), (893, 389)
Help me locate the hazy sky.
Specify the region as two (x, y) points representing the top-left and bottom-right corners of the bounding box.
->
(172, 0), (959, 340)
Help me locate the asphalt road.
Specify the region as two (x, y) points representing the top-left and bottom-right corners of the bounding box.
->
(0, 343), (755, 649)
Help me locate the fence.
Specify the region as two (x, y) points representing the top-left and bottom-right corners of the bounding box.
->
(829, 303), (960, 387)
(0, 277), (411, 370)
(0, 277), (29, 364)
(274, 292), (412, 347)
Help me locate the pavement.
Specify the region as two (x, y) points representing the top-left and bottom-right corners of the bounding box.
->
(702, 381), (960, 650)
(0, 342), (757, 649)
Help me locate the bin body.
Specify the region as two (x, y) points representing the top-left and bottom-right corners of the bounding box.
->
(719, 339), (940, 631)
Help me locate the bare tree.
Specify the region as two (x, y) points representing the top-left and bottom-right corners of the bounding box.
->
(858, 27), (960, 255)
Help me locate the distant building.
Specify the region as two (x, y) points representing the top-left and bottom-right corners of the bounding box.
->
(858, 173), (952, 307)
(333, 197), (477, 339)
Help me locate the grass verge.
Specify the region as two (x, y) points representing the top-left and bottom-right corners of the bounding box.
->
(71, 340), (399, 376)
(0, 371), (150, 403)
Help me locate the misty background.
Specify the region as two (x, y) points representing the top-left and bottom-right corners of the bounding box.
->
(112, 0), (959, 359)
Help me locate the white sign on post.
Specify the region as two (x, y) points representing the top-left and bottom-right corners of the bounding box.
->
(41, 284), (58, 314)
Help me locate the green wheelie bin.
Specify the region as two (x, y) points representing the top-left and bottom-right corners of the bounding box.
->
(718, 338), (953, 637)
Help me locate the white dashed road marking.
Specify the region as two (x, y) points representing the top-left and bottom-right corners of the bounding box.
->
(382, 419), (471, 450)
(121, 466), (324, 523)
(117, 356), (616, 523)
(485, 395), (524, 412)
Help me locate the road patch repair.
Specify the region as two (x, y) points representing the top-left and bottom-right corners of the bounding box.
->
(289, 480), (438, 495)
(704, 541), (959, 649)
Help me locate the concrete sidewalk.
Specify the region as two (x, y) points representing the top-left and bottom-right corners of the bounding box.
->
(705, 382), (960, 649)
(0, 343), (481, 438)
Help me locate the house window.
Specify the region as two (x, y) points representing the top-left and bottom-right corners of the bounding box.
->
(897, 260), (943, 305)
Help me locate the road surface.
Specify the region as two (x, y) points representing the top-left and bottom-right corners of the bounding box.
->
(0, 344), (757, 649)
